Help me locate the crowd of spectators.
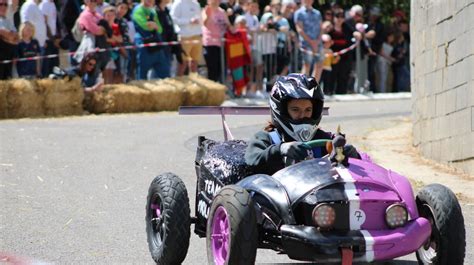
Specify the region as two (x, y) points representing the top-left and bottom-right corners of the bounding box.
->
(0, 0), (411, 96)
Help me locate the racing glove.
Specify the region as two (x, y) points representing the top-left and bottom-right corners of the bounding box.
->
(280, 142), (310, 161)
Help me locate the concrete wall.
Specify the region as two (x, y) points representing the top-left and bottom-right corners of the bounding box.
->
(411, 0), (474, 175)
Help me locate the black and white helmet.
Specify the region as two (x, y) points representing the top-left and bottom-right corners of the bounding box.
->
(269, 73), (324, 142)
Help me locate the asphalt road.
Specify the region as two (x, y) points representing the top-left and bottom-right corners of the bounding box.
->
(1, 98), (472, 264)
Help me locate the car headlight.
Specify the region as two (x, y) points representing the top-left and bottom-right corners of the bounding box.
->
(385, 203), (408, 228)
(312, 203), (336, 229)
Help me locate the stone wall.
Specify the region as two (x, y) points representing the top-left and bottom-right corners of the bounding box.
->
(411, 0), (474, 175)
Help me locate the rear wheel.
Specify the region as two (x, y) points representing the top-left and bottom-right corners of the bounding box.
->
(206, 185), (258, 265)
(415, 184), (465, 265)
(146, 173), (191, 264)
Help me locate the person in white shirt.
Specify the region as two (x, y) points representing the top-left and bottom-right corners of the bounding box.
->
(39, 0), (59, 76)
(170, 0), (202, 74)
(95, 0), (110, 16)
(6, 0), (17, 30)
(20, 0), (47, 48)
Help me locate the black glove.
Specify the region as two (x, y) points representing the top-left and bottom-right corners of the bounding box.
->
(280, 142), (310, 161)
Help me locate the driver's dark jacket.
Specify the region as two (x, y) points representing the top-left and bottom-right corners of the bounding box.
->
(245, 129), (333, 176)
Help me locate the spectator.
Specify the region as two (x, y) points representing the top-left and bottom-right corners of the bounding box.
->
(321, 20), (332, 34)
(94, 0), (110, 16)
(0, 0), (18, 79)
(132, 0), (169, 80)
(322, 8), (332, 22)
(259, 12), (277, 90)
(59, 0), (82, 65)
(202, 0), (232, 82)
(376, 30), (394, 93)
(6, 0), (18, 31)
(75, 0), (108, 70)
(102, 6), (122, 84)
(243, 0), (263, 97)
(391, 29), (409, 92)
(367, 6), (384, 93)
(294, 0), (323, 81)
(156, 0), (182, 77)
(40, 0), (60, 77)
(320, 33), (339, 95)
(73, 53), (104, 93)
(345, 5), (376, 93)
(220, 0), (242, 24)
(225, 15), (251, 96)
(329, 8), (353, 94)
(170, 0), (202, 75)
(274, 1), (292, 76)
(16, 22), (41, 78)
(20, 0), (47, 64)
(115, 1), (132, 82)
(280, 0), (296, 72)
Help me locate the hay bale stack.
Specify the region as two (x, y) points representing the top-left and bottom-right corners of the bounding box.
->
(142, 80), (185, 111)
(0, 81), (8, 118)
(6, 79), (44, 118)
(37, 78), (84, 116)
(86, 84), (152, 114)
(175, 76), (208, 106)
(186, 74), (227, 106)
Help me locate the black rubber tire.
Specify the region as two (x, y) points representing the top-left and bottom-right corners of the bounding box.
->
(206, 185), (258, 265)
(146, 173), (191, 264)
(415, 184), (465, 265)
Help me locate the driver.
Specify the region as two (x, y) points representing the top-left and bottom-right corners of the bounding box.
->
(245, 73), (360, 175)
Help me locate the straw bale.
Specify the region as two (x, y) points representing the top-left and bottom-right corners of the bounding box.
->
(175, 76), (208, 106)
(0, 81), (8, 118)
(142, 80), (185, 111)
(37, 78), (84, 116)
(6, 79), (44, 118)
(186, 74), (227, 106)
(86, 84), (153, 113)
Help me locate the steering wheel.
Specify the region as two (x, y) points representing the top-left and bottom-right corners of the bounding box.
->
(284, 139), (332, 166)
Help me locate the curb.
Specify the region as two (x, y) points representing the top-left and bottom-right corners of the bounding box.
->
(222, 92), (412, 106)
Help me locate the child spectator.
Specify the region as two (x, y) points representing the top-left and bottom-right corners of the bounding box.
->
(376, 31), (395, 93)
(115, 1), (132, 82)
(225, 15), (251, 96)
(320, 34), (339, 95)
(102, 6), (122, 84)
(16, 21), (40, 78)
(321, 20), (332, 34)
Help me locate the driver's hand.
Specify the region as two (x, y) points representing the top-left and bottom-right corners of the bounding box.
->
(280, 142), (310, 161)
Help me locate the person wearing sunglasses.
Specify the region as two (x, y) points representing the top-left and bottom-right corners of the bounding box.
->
(0, 0), (18, 79)
(76, 53), (104, 93)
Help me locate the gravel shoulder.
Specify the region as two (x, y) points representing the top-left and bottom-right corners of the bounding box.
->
(352, 117), (474, 203)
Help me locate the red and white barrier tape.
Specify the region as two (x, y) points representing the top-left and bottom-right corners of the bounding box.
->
(0, 39), (203, 64)
(299, 41), (359, 57)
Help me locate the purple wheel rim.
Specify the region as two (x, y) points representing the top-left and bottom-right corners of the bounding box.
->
(211, 206), (230, 265)
(150, 196), (164, 246)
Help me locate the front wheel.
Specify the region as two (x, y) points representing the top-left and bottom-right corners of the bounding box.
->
(206, 185), (258, 265)
(415, 184), (465, 265)
(146, 172), (191, 264)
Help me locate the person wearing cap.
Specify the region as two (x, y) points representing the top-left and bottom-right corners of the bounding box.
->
(293, 0), (324, 81)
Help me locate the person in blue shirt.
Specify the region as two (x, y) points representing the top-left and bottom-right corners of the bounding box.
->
(293, 0), (323, 81)
(16, 21), (40, 78)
